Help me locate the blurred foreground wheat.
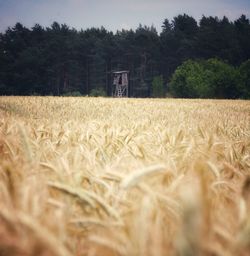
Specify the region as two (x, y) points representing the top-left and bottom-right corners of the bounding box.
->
(0, 96), (250, 256)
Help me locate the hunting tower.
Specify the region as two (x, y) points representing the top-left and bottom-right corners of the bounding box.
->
(112, 71), (129, 97)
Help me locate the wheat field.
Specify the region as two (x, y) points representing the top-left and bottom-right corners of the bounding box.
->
(0, 96), (250, 256)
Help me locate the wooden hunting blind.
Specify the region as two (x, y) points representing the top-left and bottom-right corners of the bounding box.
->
(112, 71), (129, 97)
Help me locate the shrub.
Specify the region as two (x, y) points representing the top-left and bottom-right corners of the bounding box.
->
(152, 75), (164, 97)
(89, 88), (107, 97)
(239, 59), (250, 99)
(62, 91), (82, 97)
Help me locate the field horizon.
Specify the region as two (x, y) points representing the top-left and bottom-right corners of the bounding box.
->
(0, 96), (250, 256)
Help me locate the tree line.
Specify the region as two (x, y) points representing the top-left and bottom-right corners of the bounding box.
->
(0, 14), (249, 98)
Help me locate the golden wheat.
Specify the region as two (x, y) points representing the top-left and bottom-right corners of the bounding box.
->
(0, 96), (250, 256)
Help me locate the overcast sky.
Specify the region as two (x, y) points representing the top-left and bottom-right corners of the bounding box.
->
(0, 0), (250, 33)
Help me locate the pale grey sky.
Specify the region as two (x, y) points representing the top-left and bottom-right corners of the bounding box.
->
(0, 0), (249, 33)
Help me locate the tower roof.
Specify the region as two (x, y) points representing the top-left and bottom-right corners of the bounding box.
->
(112, 70), (129, 74)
